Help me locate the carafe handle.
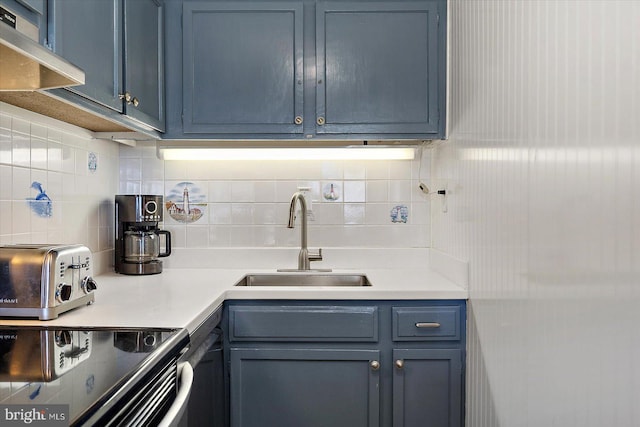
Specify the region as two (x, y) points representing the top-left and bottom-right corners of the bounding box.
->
(157, 230), (172, 257)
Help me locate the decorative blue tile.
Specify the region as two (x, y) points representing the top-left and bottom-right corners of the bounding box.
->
(27, 181), (53, 218)
(390, 205), (408, 223)
(166, 181), (206, 223)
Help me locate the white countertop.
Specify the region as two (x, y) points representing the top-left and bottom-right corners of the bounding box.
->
(0, 249), (468, 335)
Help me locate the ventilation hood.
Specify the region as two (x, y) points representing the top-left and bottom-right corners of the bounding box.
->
(0, 21), (84, 91)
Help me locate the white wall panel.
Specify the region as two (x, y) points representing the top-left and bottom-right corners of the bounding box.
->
(438, 1), (639, 425)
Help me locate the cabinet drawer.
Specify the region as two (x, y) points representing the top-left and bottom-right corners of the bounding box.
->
(392, 306), (461, 341)
(229, 305), (378, 342)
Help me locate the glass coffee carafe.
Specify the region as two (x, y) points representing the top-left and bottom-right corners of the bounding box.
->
(123, 229), (171, 263)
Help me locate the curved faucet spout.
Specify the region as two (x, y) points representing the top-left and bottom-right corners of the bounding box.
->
(286, 192), (322, 270)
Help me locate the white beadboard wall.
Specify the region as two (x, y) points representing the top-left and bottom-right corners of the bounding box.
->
(120, 142), (431, 249)
(0, 103), (120, 273)
(439, 1), (639, 426)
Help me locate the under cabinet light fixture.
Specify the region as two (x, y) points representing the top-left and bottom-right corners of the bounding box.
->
(156, 144), (415, 161)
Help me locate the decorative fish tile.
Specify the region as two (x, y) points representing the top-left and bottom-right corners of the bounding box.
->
(27, 181), (52, 218)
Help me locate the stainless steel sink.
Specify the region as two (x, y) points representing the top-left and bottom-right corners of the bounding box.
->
(234, 273), (371, 287)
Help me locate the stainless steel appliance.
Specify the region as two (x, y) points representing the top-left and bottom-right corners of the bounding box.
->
(0, 244), (97, 320)
(0, 329), (92, 382)
(115, 195), (171, 275)
(0, 326), (191, 426)
(0, 5), (85, 90)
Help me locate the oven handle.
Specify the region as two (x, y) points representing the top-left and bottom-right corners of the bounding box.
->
(158, 361), (194, 427)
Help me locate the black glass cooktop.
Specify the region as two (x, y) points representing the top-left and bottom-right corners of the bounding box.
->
(0, 326), (189, 426)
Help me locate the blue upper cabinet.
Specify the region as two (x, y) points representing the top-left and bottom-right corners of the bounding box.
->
(15, 0), (43, 15)
(182, 2), (304, 135)
(168, 0), (446, 140)
(49, 0), (122, 112)
(47, 0), (164, 132)
(316, 1), (443, 136)
(124, 0), (164, 131)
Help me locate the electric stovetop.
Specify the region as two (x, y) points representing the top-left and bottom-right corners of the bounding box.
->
(0, 326), (189, 426)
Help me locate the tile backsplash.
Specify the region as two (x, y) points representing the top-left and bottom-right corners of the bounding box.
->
(0, 103), (119, 273)
(120, 142), (431, 249)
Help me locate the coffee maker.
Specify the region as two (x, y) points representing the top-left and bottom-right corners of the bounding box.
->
(115, 195), (171, 275)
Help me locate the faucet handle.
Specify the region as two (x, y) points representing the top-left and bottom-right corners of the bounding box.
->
(308, 248), (323, 262)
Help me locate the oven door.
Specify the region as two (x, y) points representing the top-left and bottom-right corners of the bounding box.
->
(158, 362), (194, 427)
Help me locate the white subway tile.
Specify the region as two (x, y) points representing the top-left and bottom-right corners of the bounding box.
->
(186, 225), (209, 248)
(231, 181), (255, 202)
(254, 181), (276, 203)
(343, 204), (365, 225)
(0, 201), (12, 235)
(12, 167), (31, 199)
(0, 166), (11, 200)
(30, 137), (48, 170)
(12, 132), (30, 167)
(11, 118), (30, 136)
(366, 180), (388, 202)
(47, 141), (63, 172)
(389, 180), (411, 202)
(208, 225), (231, 247)
(343, 180), (365, 202)
(231, 203), (255, 224)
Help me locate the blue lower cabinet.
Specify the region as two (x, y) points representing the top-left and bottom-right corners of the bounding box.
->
(393, 349), (463, 427)
(230, 348), (380, 427)
(224, 300), (465, 427)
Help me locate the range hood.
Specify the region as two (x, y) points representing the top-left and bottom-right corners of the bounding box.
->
(0, 21), (84, 91)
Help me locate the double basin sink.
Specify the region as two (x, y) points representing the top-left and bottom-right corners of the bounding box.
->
(234, 273), (371, 287)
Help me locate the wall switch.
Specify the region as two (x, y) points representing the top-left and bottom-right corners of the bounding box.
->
(441, 183), (448, 213)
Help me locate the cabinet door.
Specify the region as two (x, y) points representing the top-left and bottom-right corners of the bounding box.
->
(124, 0), (164, 131)
(49, 0), (122, 111)
(316, 1), (441, 135)
(16, 0), (44, 15)
(188, 342), (225, 427)
(182, 2), (304, 135)
(393, 349), (463, 427)
(230, 348), (380, 427)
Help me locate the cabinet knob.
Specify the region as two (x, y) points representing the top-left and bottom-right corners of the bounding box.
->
(316, 117), (325, 125)
(370, 360), (380, 371)
(294, 116), (303, 125)
(119, 92), (132, 103)
(395, 359), (404, 369)
(132, 97), (139, 107)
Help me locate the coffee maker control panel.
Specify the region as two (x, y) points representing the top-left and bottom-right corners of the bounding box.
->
(142, 200), (161, 221)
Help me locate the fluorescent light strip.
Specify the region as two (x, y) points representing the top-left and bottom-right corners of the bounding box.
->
(157, 147), (415, 161)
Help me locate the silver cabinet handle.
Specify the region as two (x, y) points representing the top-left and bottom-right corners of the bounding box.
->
(415, 322), (441, 328)
(370, 360), (380, 371)
(395, 359), (404, 369)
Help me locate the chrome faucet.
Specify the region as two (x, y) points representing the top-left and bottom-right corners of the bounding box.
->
(282, 191), (328, 271)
